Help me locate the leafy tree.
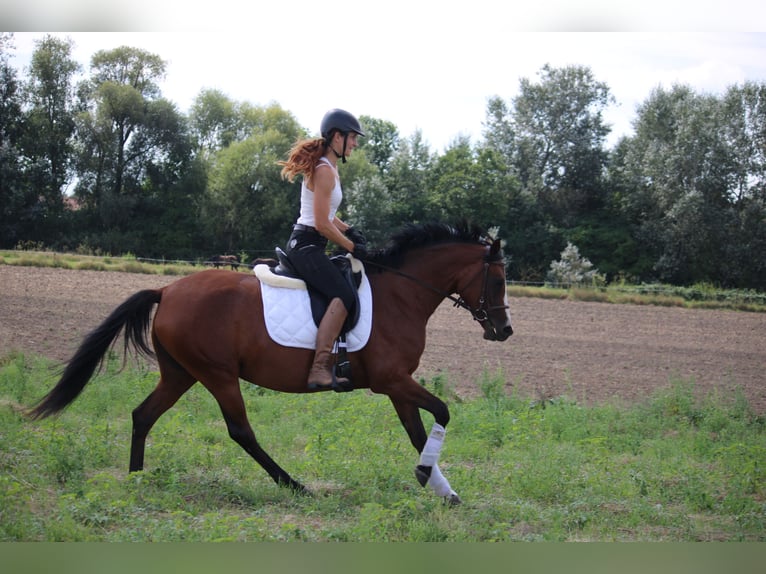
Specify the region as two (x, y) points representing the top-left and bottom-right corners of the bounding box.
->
(482, 64), (615, 281)
(653, 190), (737, 285)
(204, 137), (264, 252)
(509, 64), (613, 225)
(358, 114), (400, 174)
(612, 83), (766, 287)
(709, 82), (766, 288)
(344, 173), (395, 246)
(383, 129), (434, 227)
(18, 34), (82, 245)
(424, 136), (510, 228)
(728, 197), (766, 289)
(719, 82), (766, 203)
(189, 88), (240, 153)
(482, 96), (515, 165)
(73, 46), (167, 229)
(68, 45), (206, 256)
(137, 151), (208, 260)
(201, 104), (304, 254)
(3, 35), (766, 288)
(129, 98), (202, 258)
(334, 142), (379, 197)
(497, 187), (554, 283)
(0, 33), (27, 247)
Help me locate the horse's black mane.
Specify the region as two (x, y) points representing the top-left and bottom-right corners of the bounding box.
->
(363, 220), (498, 272)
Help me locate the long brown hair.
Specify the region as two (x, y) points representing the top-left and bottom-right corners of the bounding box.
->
(278, 138), (327, 188)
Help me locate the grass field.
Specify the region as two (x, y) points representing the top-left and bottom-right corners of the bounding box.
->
(1, 352), (764, 542)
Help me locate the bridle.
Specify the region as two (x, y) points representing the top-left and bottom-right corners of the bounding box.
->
(361, 247), (509, 325)
(453, 258), (509, 324)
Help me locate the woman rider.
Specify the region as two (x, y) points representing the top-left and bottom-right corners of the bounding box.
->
(278, 109), (368, 390)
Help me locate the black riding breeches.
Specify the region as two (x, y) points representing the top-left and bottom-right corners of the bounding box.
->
(286, 228), (356, 312)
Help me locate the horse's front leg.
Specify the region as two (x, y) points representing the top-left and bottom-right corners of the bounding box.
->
(389, 384), (462, 505)
(415, 423), (461, 505)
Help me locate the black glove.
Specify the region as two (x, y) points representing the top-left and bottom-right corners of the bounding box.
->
(345, 227), (367, 247)
(352, 241), (368, 260)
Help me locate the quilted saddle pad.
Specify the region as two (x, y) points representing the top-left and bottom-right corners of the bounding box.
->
(255, 268), (373, 351)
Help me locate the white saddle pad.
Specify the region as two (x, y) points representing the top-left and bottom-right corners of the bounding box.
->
(254, 264), (373, 351)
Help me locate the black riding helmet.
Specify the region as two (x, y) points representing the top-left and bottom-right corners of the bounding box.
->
(320, 108), (365, 163)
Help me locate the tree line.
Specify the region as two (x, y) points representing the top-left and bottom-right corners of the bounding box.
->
(2, 34), (765, 289)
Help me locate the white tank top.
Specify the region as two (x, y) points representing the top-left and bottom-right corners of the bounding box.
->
(296, 157), (342, 227)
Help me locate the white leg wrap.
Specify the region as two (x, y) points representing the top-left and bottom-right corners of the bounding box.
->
(419, 423), (446, 467)
(418, 424), (458, 498)
(427, 463), (456, 498)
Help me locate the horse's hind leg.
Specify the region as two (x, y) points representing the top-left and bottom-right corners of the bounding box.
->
(129, 367), (196, 472)
(209, 379), (308, 494)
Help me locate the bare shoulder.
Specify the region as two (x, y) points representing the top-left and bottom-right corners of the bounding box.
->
(312, 162), (336, 193)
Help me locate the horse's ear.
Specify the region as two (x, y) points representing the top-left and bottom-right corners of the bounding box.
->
(490, 237), (501, 256)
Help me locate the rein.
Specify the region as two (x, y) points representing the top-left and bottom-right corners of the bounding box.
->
(361, 252), (507, 324)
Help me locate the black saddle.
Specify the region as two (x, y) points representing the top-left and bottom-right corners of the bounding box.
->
(269, 247), (363, 334)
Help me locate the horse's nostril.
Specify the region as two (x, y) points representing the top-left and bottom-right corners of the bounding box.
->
(504, 326), (513, 336)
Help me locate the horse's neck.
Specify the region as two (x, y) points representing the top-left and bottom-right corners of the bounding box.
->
(409, 244), (484, 290)
(371, 245), (481, 319)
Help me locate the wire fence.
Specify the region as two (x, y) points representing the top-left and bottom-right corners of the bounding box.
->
(134, 253), (276, 268)
(10, 250), (761, 301)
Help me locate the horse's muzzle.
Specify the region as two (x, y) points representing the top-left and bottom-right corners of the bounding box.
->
(482, 321), (513, 341)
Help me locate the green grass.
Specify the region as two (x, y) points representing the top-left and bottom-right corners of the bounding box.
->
(1, 353), (764, 542)
(508, 283), (766, 312)
(0, 250), (214, 276)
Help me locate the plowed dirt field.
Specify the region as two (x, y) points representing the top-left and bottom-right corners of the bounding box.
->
(2, 265), (764, 412)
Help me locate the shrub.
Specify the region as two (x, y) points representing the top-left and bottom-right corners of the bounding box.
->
(546, 243), (605, 288)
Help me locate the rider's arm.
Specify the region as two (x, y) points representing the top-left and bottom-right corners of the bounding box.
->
(312, 165), (355, 252)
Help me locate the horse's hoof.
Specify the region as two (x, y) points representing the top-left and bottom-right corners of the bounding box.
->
(331, 379), (354, 393)
(307, 382), (331, 392)
(444, 493), (462, 506)
(281, 478), (311, 496)
(415, 464), (431, 487)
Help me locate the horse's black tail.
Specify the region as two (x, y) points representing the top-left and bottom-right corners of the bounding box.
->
(27, 289), (162, 420)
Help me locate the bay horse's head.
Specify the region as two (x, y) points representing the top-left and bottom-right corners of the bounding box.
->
(455, 230), (513, 342)
(365, 221), (513, 342)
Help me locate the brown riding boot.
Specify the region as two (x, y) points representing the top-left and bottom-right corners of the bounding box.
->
(307, 298), (351, 390)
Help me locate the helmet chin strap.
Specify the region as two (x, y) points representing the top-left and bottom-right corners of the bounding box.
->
(329, 133), (349, 163)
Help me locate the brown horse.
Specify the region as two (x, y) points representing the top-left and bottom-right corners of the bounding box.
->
(28, 221), (513, 504)
(206, 254), (240, 270)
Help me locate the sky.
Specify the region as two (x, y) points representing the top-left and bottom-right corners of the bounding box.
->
(4, 2), (766, 152)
